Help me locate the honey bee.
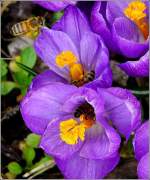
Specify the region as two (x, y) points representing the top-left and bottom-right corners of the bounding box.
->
(74, 107), (84, 118)
(71, 70), (95, 87)
(11, 16), (45, 36)
(83, 70), (95, 83)
(74, 103), (95, 119)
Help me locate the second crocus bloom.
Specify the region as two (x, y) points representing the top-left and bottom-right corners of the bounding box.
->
(34, 6), (112, 88)
(91, 0), (149, 77)
(20, 73), (141, 178)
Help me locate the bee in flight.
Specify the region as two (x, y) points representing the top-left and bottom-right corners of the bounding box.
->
(11, 16), (45, 36)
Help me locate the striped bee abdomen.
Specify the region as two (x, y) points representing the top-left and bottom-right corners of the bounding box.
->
(11, 21), (28, 36)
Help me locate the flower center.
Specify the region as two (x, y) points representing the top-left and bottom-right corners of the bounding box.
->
(56, 51), (95, 86)
(59, 103), (95, 145)
(124, 0), (148, 39)
(56, 50), (84, 81)
(60, 119), (85, 145)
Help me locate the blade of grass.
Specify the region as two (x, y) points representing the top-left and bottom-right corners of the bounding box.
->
(23, 160), (55, 178)
(131, 90), (149, 96)
(16, 62), (37, 76)
(28, 161), (55, 179)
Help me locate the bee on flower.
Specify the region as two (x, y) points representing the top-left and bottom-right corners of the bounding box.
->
(34, 6), (112, 88)
(21, 81), (141, 178)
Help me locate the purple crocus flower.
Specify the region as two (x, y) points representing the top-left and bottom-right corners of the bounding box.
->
(133, 121), (149, 179)
(91, 0), (149, 76)
(33, 0), (76, 12)
(119, 50), (149, 77)
(20, 74), (141, 178)
(34, 6), (112, 88)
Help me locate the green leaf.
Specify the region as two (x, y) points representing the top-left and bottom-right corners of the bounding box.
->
(1, 59), (8, 77)
(22, 146), (36, 166)
(21, 46), (36, 68)
(32, 156), (53, 169)
(25, 133), (40, 148)
(20, 86), (28, 96)
(9, 58), (21, 73)
(1, 81), (16, 95)
(52, 11), (64, 22)
(13, 71), (33, 86)
(16, 62), (37, 76)
(12, 71), (34, 96)
(120, 136), (134, 158)
(38, 156), (53, 164)
(7, 162), (22, 175)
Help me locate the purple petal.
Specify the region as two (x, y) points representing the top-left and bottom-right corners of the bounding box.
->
(62, 87), (105, 119)
(77, 1), (94, 21)
(52, 6), (91, 49)
(80, 31), (108, 72)
(29, 70), (67, 91)
(80, 31), (103, 71)
(34, 27), (79, 80)
(145, 1), (149, 19)
(79, 123), (120, 159)
(80, 31), (112, 88)
(94, 42), (112, 88)
(106, 0), (149, 27)
(85, 68), (112, 89)
(119, 51), (149, 77)
(96, 67), (112, 88)
(55, 152), (120, 178)
(33, 0), (75, 11)
(137, 153), (149, 179)
(91, 2), (118, 53)
(133, 121), (149, 161)
(20, 83), (77, 135)
(85, 71), (112, 89)
(40, 117), (83, 159)
(106, 0), (129, 25)
(99, 87), (141, 139)
(113, 17), (139, 42)
(112, 17), (148, 58)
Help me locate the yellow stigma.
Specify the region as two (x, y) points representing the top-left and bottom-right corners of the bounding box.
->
(59, 113), (95, 145)
(124, 1), (148, 39)
(124, 1), (146, 21)
(56, 51), (77, 68)
(60, 119), (85, 145)
(55, 51), (84, 82)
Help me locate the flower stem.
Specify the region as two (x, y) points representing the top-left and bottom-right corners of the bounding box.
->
(131, 90), (149, 95)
